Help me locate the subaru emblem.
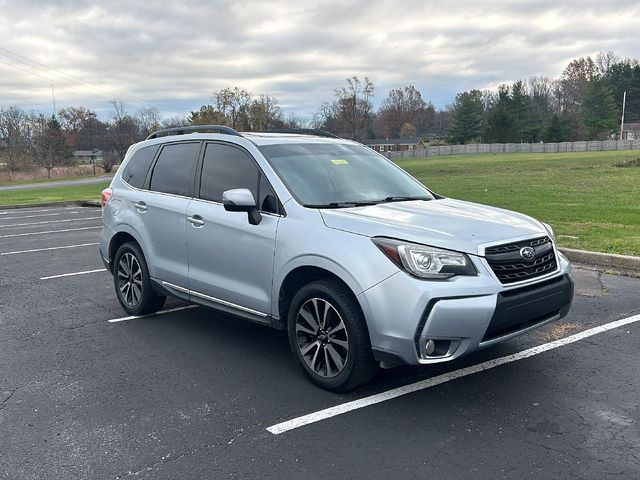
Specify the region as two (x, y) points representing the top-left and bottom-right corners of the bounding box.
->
(520, 246), (536, 261)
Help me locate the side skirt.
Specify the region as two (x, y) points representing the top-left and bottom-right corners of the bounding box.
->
(151, 278), (279, 328)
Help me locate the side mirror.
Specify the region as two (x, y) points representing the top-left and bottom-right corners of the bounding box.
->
(222, 188), (262, 225)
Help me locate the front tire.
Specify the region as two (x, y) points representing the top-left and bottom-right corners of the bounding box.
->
(113, 242), (166, 316)
(287, 279), (378, 391)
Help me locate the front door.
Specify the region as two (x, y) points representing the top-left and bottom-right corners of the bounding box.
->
(186, 142), (281, 317)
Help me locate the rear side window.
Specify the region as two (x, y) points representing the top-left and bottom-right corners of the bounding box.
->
(199, 143), (278, 213)
(121, 145), (158, 189)
(149, 142), (200, 196)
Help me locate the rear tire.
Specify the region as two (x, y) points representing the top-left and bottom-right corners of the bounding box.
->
(113, 242), (165, 316)
(287, 279), (378, 391)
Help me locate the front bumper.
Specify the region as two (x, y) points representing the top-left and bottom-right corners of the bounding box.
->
(358, 252), (573, 366)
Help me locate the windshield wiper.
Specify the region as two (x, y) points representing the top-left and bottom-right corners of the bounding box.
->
(379, 196), (432, 203)
(305, 201), (380, 209)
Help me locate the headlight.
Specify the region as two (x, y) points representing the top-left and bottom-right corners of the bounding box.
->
(372, 237), (478, 279)
(542, 222), (555, 240)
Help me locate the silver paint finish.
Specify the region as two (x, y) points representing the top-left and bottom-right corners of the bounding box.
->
(101, 132), (573, 367)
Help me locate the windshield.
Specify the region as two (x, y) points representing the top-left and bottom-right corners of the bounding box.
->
(258, 143), (433, 207)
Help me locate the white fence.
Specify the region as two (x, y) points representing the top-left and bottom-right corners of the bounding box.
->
(388, 139), (640, 159)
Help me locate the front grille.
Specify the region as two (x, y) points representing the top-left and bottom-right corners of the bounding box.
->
(485, 236), (558, 284)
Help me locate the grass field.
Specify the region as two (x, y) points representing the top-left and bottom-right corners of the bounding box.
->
(0, 174), (112, 187)
(0, 150), (638, 256)
(397, 150), (640, 256)
(0, 182), (110, 207)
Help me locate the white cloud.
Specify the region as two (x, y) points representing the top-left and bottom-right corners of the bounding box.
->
(0, 0), (638, 118)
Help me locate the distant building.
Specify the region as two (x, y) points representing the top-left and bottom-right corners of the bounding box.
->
(362, 138), (423, 153)
(73, 150), (103, 164)
(621, 123), (640, 140)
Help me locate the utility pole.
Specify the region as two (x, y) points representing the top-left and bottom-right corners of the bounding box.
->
(51, 84), (56, 117)
(619, 91), (627, 140)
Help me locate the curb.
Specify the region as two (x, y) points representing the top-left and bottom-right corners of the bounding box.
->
(560, 248), (640, 277)
(0, 200), (101, 210)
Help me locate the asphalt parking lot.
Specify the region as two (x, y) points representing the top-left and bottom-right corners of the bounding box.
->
(1, 205), (639, 480)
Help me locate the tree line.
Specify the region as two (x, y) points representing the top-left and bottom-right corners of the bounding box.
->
(448, 52), (639, 144)
(1, 51), (638, 176)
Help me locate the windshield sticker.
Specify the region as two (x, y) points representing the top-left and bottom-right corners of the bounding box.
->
(331, 159), (349, 165)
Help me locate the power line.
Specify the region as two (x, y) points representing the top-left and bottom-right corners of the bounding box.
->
(0, 93), (46, 109)
(0, 47), (159, 111)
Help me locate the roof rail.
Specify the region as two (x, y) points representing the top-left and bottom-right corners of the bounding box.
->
(262, 128), (339, 138)
(146, 125), (242, 140)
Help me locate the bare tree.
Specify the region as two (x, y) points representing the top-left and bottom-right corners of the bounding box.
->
(0, 106), (31, 172)
(162, 116), (189, 128)
(30, 115), (72, 179)
(335, 76), (374, 140)
(282, 112), (308, 128)
(136, 107), (161, 138)
(314, 76), (374, 140)
(378, 85), (432, 138)
(595, 51), (620, 76)
(188, 105), (226, 125)
(213, 87), (252, 129)
(107, 100), (140, 170)
(58, 106), (106, 151)
(247, 95), (283, 131)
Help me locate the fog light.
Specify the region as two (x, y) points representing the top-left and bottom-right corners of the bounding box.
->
(423, 339), (453, 358)
(425, 339), (436, 355)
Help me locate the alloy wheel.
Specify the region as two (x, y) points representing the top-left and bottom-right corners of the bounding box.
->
(117, 252), (143, 307)
(295, 298), (349, 378)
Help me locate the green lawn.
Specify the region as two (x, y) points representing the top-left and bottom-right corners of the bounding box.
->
(397, 150), (640, 256)
(1, 150), (639, 256)
(0, 174), (112, 187)
(0, 182), (110, 207)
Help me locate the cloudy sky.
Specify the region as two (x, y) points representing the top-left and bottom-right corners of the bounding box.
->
(0, 0), (638, 120)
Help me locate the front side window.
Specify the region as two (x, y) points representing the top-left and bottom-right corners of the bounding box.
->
(148, 142), (200, 196)
(259, 143), (433, 207)
(199, 143), (278, 213)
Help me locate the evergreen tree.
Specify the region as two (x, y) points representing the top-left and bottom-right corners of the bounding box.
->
(509, 81), (534, 141)
(582, 77), (619, 139)
(543, 114), (571, 142)
(485, 86), (515, 142)
(448, 90), (484, 144)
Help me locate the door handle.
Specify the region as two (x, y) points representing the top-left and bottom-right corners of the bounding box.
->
(134, 201), (147, 212)
(187, 215), (205, 227)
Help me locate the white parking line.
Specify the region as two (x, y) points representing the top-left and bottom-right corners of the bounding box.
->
(266, 313), (640, 435)
(0, 207), (84, 215)
(0, 226), (100, 238)
(0, 242), (99, 256)
(0, 211), (81, 220)
(0, 216), (101, 228)
(40, 268), (107, 280)
(107, 305), (198, 323)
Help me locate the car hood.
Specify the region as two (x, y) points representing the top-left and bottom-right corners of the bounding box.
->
(319, 198), (547, 256)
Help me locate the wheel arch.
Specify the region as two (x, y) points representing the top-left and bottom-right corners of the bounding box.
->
(108, 226), (145, 273)
(276, 259), (370, 330)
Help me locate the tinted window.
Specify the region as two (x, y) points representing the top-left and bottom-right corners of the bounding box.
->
(258, 175), (278, 213)
(149, 142), (200, 196)
(199, 143), (260, 201)
(199, 143), (279, 213)
(122, 145), (158, 188)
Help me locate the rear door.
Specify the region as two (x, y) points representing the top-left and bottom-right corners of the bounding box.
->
(186, 142), (281, 318)
(140, 141), (201, 287)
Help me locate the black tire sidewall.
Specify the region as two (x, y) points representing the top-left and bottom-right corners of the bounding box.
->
(113, 242), (161, 316)
(287, 280), (370, 391)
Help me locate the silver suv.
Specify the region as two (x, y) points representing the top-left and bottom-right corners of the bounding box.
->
(100, 126), (573, 391)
